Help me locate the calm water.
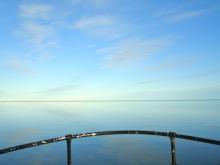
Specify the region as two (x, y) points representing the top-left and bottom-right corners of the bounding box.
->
(0, 101), (220, 165)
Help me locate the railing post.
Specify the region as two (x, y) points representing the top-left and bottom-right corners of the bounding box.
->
(169, 132), (177, 165)
(65, 134), (73, 165)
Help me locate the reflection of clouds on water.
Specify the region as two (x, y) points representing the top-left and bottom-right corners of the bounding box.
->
(201, 124), (220, 131)
(44, 108), (80, 118)
(15, 148), (63, 165)
(97, 136), (169, 165)
(7, 127), (41, 145)
(1, 102), (220, 164)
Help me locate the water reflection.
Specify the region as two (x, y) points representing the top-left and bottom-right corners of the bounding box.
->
(97, 136), (170, 165)
(0, 101), (220, 164)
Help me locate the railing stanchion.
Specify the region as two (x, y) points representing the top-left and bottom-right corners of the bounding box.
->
(169, 132), (177, 165)
(65, 134), (73, 165)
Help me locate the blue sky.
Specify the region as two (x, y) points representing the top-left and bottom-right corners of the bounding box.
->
(0, 0), (220, 100)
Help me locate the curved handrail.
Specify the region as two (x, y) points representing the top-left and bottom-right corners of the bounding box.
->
(0, 130), (220, 165)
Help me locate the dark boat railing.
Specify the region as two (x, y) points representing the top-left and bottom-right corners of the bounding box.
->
(0, 130), (220, 165)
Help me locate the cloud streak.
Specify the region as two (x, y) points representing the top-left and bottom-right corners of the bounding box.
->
(167, 9), (211, 22)
(69, 0), (111, 8)
(19, 3), (53, 20)
(16, 3), (57, 48)
(73, 15), (125, 39)
(153, 2), (214, 22)
(16, 21), (55, 46)
(43, 85), (80, 94)
(145, 56), (195, 72)
(74, 15), (113, 29)
(0, 90), (7, 99)
(5, 56), (33, 74)
(99, 36), (172, 68)
(134, 80), (159, 86)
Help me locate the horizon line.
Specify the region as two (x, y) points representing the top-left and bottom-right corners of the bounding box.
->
(0, 99), (220, 102)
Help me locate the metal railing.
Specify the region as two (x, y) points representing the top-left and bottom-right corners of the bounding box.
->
(1, 130), (220, 165)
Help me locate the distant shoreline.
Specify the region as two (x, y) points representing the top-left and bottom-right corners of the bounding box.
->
(0, 99), (220, 102)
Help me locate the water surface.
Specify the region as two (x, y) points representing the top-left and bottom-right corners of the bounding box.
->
(0, 101), (220, 165)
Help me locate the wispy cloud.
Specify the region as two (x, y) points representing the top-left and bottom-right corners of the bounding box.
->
(145, 56), (195, 72)
(16, 3), (57, 48)
(0, 90), (7, 98)
(74, 15), (113, 29)
(99, 36), (172, 68)
(153, 2), (214, 22)
(43, 85), (79, 94)
(19, 3), (53, 20)
(0, 84), (81, 100)
(69, 0), (111, 8)
(16, 21), (55, 47)
(134, 79), (159, 85)
(167, 8), (211, 22)
(5, 56), (33, 74)
(73, 15), (125, 39)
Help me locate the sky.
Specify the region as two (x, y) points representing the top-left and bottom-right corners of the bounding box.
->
(0, 0), (220, 100)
